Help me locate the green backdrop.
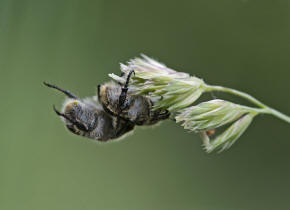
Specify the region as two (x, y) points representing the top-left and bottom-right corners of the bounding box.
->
(0, 0), (290, 209)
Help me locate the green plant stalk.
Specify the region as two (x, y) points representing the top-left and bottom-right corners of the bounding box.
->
(204, 84), (290, 124)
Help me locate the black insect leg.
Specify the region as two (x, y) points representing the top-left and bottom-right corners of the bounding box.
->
(116, 118), (135, 137)
(118, 70), (135, 109)
(43, 82), (78, 99)
(153, 110), (170, 121)
(53, 105), (89, 131)
(157, 110), (170, 120)
(146, 110), (170, 125)
(97, 84), (101, 100)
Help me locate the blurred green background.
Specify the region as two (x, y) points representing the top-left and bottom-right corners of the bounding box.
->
(1, 0), (290, 209)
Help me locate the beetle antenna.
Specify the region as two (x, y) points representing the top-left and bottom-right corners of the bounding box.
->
(43, 82), (78, 99)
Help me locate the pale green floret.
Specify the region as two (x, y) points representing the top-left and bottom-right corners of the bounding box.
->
(176, 100), (258, 152)
(176, 100), (251, 131)
(204, 113), (256, 153)
(110, 55), (206, 112)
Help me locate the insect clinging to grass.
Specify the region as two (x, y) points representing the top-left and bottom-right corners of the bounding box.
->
(44, 55), (290, 152)
(44, 71), (170, 141)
